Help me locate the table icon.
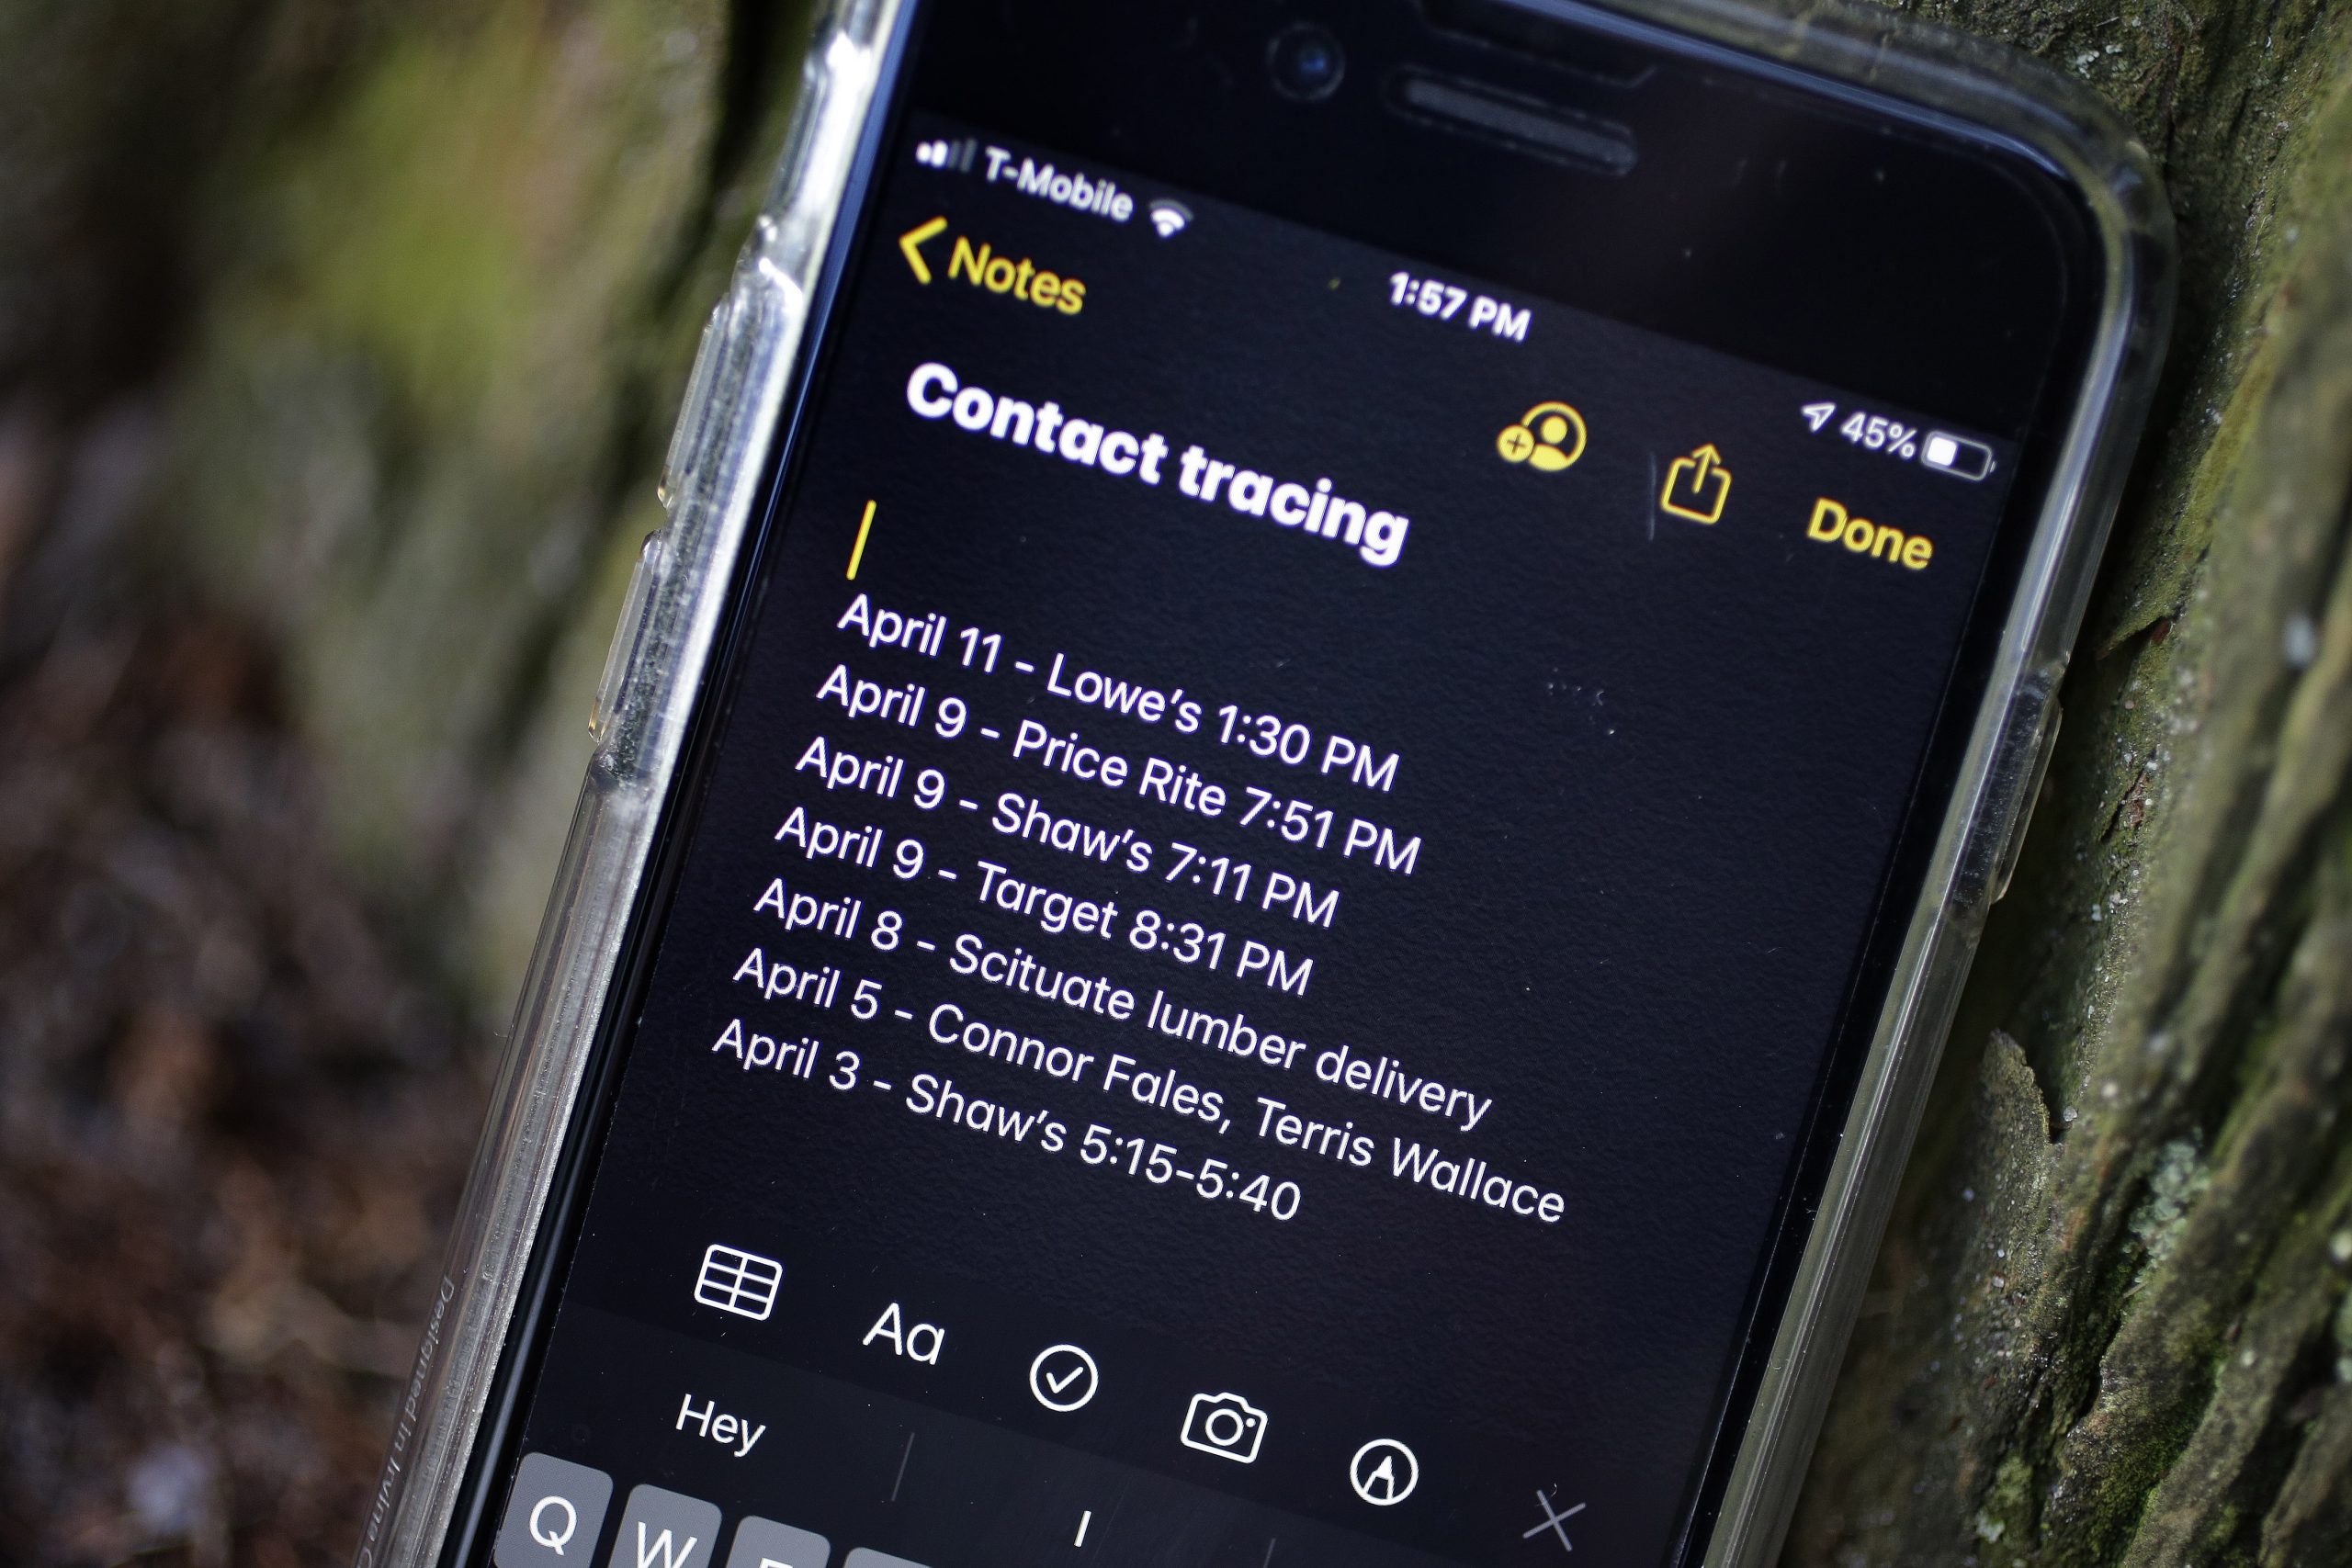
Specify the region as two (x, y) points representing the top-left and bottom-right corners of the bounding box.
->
(694, 1243), (783, 1322)
(1028, 1344), (1101, 1412)
(1349, 1438), (1419, 1506)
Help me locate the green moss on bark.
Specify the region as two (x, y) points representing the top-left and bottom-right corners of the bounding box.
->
(1794, 28), (2352, 1563)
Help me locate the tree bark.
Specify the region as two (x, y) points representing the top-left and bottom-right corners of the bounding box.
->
(1793, 3), (2352, 1562)
(2, 2), (2348, 1564)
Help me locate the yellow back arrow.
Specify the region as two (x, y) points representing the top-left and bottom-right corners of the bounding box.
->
(899, 216), (948, 283)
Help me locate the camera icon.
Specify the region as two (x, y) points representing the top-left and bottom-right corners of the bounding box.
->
(1181, 1392), (1269, 1464)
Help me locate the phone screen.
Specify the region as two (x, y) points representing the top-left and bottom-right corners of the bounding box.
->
(475, 16), (2089, 1568)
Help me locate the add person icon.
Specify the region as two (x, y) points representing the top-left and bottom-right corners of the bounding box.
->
(1497, 401), (1588, 472)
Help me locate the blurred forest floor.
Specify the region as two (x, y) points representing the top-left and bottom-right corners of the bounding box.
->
(0, 499), (481, 1563)
(4, 2), (2352, 1566)
(0, 6), (490, 1562)
(1, 3), (801, 1561)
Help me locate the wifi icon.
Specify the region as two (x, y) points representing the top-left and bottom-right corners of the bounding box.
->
(1147, 199), (1192, 239)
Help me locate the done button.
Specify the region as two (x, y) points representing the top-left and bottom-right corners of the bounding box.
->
(1805, 497), (1933, 571)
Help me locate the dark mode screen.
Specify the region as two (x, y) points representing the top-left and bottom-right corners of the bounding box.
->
(488, 117), (2019, 1568)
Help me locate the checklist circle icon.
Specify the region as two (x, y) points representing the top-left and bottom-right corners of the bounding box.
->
(1029, 1344), (1101, 1412)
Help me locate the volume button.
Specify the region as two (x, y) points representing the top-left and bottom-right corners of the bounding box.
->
(1953, 671), (2062, 911)
(660, 299), (731, 513)
(1989, 701), (2061, 905)
(589, 530), (670, 745)
(662, 272), (772, 516)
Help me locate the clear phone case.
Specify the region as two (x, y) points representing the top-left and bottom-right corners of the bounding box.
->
(354, 3), (2172, 1565)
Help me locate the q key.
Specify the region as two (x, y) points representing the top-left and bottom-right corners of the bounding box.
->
(492, 1453), (612, 1567)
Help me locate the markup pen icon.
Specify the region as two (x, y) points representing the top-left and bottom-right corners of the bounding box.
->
(1660, 443), (1732, 524)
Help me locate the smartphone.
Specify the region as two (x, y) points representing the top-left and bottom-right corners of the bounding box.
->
(357, 4), (2170, 1567)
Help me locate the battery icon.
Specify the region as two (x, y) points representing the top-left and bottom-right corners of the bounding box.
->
(1919, 431), (1996, 480)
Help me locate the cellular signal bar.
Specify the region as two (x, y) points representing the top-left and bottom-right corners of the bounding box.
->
(913, 136), (978, 173)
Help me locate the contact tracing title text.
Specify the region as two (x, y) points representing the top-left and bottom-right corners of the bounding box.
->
(905, 362), (1410, 569)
